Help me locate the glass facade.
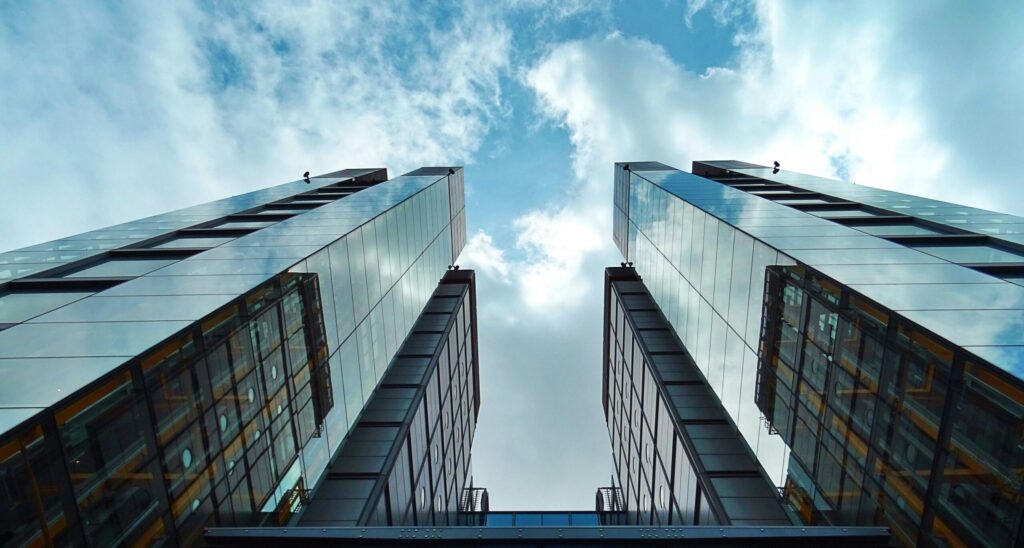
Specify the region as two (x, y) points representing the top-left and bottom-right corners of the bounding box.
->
(617, 160), (1024, 546)
(603, 268), (792, 526)
(299, 270), (479, 527)
(0, 166), (466, 547)
(758, 264), (1024, 546)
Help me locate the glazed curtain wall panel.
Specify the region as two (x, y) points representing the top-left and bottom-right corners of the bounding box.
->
(624, 172), (795, 487)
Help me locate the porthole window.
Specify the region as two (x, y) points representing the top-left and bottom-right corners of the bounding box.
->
(276, 404), (283, 416)
(227, 459), (235, 475)
(420, 486), (427, 510)
(254, 429), (262, 442)
(191, 498), (200, 514)
(659, 485), (665, 508)
(247, 387), (255, 403)
(271, 365), (278, 380)
(219, 415), (228, 432)
(181, 447), (193, 469)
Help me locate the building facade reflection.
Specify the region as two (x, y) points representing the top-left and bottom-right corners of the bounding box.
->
(615, 160), (1024, 546)
(0, 166), (467, 546)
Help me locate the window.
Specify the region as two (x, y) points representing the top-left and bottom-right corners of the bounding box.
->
(62, 258), (177, 278)
(0, 290), (93, 323)
(151, 236), (235, 249)
(911, 244), (1024, 264)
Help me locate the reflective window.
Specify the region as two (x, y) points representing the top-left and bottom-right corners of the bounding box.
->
(151, 236), (235, 249)
(911, 244), (1024, 264)
(0, 321), (192, 358)
(213, 220), (276, 230)
(933, 361), (1024, 547)
(0, 291), (93, 323)
(99, 274), (268, 297)
(63, 258), (178, 278)
(150, 258), (296, 276)
(785, 247), (943, 265)
(199, 245), (321, 260)
(0, 357), (124, 407)
(812, 209), (882, 218)
(29, 294), (234, 323)
(815, 263), (999, 285)
(762, 236), (899, 250)
(854, 224), (947, 237)
(56, 370), (165, 545)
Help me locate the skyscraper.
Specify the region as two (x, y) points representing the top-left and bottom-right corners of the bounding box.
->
(0, 160), (892, 548)
(0, 166), (467, 546)
(614, 160), (1024, 546)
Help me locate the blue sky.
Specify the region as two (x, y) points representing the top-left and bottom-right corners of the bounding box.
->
(2, 0), (1023, 509)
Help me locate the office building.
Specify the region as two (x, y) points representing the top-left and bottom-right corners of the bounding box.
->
(0, 166), (467, 546)
(298, 269), (480, 528)
(603, 266), (792, 526)
(614, 160), (1024, 546)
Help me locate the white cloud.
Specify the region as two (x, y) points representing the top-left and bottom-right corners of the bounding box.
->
(512, 208), (606, 310)
(461, 230), (512, 283)
(0, 1), (511, 251)
(504, 0), (1024, 322)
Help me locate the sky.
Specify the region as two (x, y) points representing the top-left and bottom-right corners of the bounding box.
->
(2, 0), (1024, 510)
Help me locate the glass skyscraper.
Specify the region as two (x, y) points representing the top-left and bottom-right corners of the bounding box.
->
(0, 166), (467, 546)
(614, 160), (1024, 546)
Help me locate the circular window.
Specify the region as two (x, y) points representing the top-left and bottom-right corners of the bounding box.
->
(642, 493), (649, 510)
(181, 447), (193, 469)
(420, 486), (427, 509)
(254, 429), (262, 442)
(191, 498), (200, 514)
(659, 485), (665, 508)
(437, 496), (442, 510)
(276, 404), (283, 416)
(432, 445), (438, 465)
(271, 366), (278, 380)
(247, 388), (255, 403)
(227, 459), (235, 475)
(219, 415), (228, 432)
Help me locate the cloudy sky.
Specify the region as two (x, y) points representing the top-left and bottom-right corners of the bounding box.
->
(3, 1), (1023, 509)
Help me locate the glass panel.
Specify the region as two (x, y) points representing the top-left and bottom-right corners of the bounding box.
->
(932, 361), (1024, 547)
(29, 294), (235, 323)
(198, 245), (320, 260)
(56, 371), (166, 546)
(0, 426), (72, 546)
(99, 274), (268, 297)
(0, 357), (125, 408)
(852, 282), (1024, 311)
(0, 321), (192, 358)
(911, 244), (1024, 264)
(811, 209), (882, 218)
(63, 258), (178, 278)
(150, 258), (296, 276)
(213, 220), (276, 230)
(855, 224), (947, 237)
(0, 291), (93, 323)
(814, 263), (1000, 285)
(784, 248), (944, 265)
(329, 239), (356, 340)
(761, 236), (899, 250)
(151, 236), (235, 249)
